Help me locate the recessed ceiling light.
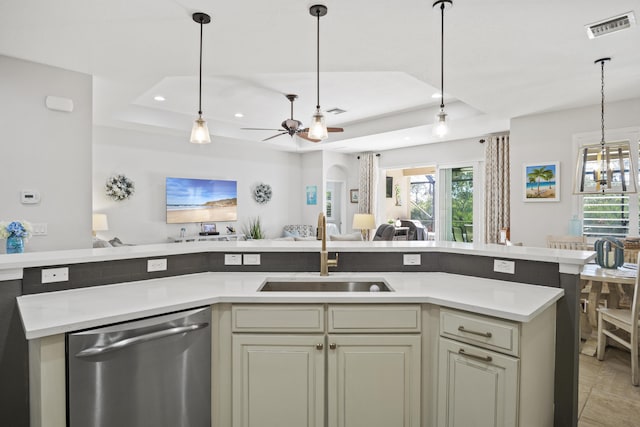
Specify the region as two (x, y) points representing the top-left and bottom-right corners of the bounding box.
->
(153, 95), (166, 102)
(431, 93), (442, 99)
(234, 113), (244, 118)
(404, 136), (412, 141)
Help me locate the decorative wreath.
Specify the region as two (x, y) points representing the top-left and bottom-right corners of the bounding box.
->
(253, 183), (272, 204)
(105, 174), (135, 201)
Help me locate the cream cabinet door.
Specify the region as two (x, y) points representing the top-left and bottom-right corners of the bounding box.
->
(232, 334), (325, 427)
(327, 334), (421, 427)
(437, 337), (519, 427)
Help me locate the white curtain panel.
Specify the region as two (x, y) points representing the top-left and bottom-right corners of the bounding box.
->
(358, 152), (379, 238)
(484, 134), (510, 243)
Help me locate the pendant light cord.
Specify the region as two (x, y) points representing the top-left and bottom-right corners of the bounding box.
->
(316, 10), (321, 109)
(198, 17), (204, 116)
(600, 59), (605, 146)
(440, 2), (445, 110)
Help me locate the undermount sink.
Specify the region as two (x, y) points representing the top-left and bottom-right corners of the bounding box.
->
(258, 279), (393, 292)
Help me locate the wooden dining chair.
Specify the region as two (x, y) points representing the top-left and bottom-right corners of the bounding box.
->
(546, 235), (589, 250)
(596, 254), (640, 386)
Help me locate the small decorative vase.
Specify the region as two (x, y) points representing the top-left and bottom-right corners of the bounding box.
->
(6, 236), (24, 254)
(594, 237), (624, 269)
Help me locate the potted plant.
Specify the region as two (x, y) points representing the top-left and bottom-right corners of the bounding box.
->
(243, 217), (265, 240)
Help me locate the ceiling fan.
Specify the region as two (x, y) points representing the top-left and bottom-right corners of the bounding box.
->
(242, 94), (344, 142)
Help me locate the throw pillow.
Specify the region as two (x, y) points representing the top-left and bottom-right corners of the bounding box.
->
(283, 229), (300, 238)
(92, 238), (113, 248)
(330, 232), (363, 241)
(294, 236), (318, 241)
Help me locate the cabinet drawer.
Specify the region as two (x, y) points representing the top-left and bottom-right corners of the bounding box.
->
(328, 304), (421, 333)
(232, 304), (325, 333)
(440, 308), (520, 357)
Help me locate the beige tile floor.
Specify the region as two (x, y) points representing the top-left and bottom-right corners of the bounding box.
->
(578, 347), (640, 426)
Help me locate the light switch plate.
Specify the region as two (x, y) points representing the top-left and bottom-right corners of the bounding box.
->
(42, 267), (69, 284)
(493, 259), (515, 274)
(147, 258), (167, 272)
(31, 223), (48, 236)
(243, 254), (261, 265)
(224, 254), (242, 265)
(403, 254), (421, 265)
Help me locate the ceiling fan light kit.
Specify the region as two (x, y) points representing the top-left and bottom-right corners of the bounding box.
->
(190, 12), (212, 144)
(432, 0), (452, 138)
(240, 92), (343, 143)
(308, 4), (329, 141)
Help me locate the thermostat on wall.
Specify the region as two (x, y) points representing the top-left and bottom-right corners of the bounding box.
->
(21, 190), (41, 204)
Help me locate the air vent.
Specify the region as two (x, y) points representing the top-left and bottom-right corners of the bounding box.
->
(586, 11), (635, 39)
(326, 108), (347, 115)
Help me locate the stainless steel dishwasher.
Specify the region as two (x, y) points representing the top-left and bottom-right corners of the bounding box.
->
(67, 306), (211, 427)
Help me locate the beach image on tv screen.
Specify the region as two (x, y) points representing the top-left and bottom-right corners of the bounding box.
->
(166, 177), (238, 223)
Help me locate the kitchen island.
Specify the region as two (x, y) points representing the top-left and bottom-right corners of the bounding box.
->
(2, 240), (593, 427)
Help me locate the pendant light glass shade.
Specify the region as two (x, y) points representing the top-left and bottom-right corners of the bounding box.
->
(190, 12), (211, 144)
(308, 107), (328, 140)
(573, 58), (637, 194)
(433, 108), (450, 138)
(190, 115), (211, 144)
(309, 5), (329, 141)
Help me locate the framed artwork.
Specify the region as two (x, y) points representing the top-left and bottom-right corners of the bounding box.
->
(523, 162), (560, 202)
(306, 185), (317, 205)
(350, 189), (359, 204)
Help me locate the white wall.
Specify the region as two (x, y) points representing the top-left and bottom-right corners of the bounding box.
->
(0, 55), (92, 252)
(378, 138), (486, 169)
(383, 169), (409, 223)
(510, 97), (640, 247)
(324, 151), (359, 232)
(298, 151), (323, 231)
(93, 126), (303, 243)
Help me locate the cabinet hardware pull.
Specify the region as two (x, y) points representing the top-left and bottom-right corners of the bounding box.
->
(458, 325), (492, 338)
(458, 348), (492, 363)
(316, 343), (324, 350)
(329, 343), (337, 350)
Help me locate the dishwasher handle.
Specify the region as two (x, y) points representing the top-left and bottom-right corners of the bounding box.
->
(75, 322), (209, 358)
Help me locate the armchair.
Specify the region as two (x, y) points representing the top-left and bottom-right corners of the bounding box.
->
(373, 224), (396, 241)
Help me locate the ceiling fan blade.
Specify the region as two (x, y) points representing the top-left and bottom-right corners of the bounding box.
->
(262, 132), (288, 142)
(327, 127), (344, 133)
(242, 127), (286, 131)
(298, 132), (322, 143)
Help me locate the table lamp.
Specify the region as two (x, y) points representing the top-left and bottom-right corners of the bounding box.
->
(92, 214), (109, 237)
(352, 213), (375, 241)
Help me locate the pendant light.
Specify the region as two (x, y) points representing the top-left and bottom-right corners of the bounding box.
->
(573, 58), (636, 194)
(190, 12), (211, 144)
(432, 0), (452, 138)
(308, 5), (329, 141)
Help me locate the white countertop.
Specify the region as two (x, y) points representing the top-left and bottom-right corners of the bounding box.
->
(17, 271), (564, 339)
(0, 240), (594, 271)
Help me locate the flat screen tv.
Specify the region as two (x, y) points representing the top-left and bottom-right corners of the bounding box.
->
(166, 177), (238, 224)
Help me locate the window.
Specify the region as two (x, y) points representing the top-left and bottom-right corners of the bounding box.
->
(449, 167), (474, 242)
(583, 194), (629, 237)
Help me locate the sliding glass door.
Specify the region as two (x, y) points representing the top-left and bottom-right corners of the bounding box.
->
(439, 165), (480, 242)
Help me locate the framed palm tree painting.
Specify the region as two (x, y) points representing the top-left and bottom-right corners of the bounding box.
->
(523, 162), (560, 202)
